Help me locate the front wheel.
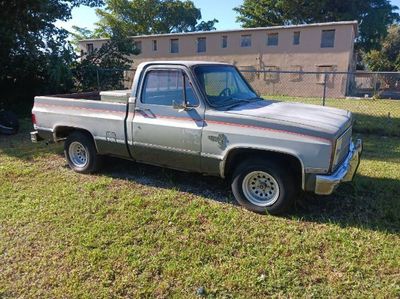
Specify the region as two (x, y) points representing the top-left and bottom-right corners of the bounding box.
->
(231, 159), (298, 215)
(64, 131), (102, 173)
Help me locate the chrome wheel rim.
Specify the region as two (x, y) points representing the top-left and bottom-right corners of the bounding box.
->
(242, 171), (280, 207)
(69, 141), (88, 168)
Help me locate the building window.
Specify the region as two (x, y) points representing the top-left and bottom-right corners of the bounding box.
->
(293, 32), (300, 45)
(267, 33), (279, 46)
(316, 65), (335, 83)
(152, 40), (157, 51)
(290, 65), (303, 81)
(240, 34), (252, 47)
(264, 66), (279, 81)
(197, 37), (206, 53)
(221, 35), (228, 48)
(134, 41), (142, 53)
(239, 65), (257, 82)
(321, 30), (335, 48)
(170, 39), (179, 53)
(86, 43), (94, 54)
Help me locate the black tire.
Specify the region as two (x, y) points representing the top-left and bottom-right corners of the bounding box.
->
(231, 158), (298, 215)
(64, 131), (102, 174)
(0, 111), (19, 135)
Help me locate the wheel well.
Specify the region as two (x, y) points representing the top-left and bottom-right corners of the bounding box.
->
(54, 126), (96, 148)
(224, 148), (303, 184)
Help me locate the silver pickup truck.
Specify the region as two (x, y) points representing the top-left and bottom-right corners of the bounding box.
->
(31, 61), (362, 215)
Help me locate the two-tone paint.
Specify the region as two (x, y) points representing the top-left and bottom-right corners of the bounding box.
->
(32, 61), (358, 194)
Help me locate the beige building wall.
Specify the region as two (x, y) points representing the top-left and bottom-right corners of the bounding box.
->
(79, 21), (357, 98)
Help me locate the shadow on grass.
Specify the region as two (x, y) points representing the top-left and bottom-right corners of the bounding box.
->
(0, 129), (62, 160)
(294, 175), (400, 234)
(99, 156), (400, 234)
(353, 112), (400, 137)
(100, 156), (234, 205)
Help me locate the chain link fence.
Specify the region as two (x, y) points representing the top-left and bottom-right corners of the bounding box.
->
(239, 69), (400, 136)
(91, 68), (400, 137)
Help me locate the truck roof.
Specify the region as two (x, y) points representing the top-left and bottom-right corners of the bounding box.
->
(137, 60), (232, 69)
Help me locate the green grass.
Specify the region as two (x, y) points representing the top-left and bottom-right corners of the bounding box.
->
(270, 96), (400, 136)
(0, 121), (399, 298)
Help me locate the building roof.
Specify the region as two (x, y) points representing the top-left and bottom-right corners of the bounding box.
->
(79, 21), (358, 43)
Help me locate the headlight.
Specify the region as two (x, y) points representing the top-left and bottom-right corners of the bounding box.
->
(331, 127), (352, 170)
(332, 137), (343, 169)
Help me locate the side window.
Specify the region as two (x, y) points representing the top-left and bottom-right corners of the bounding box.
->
(142, 70), (183, 105)
(141, 70), (199, 106)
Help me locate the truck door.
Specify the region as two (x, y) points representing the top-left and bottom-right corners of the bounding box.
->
(130, 66), (205, 172)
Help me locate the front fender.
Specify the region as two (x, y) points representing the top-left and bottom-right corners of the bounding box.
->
(220, 144), (306, 185)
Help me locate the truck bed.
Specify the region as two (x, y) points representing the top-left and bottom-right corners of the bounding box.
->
(45, 90), (131, 103)
(32, 91), (131, 158)
(47, 91), (101, 101)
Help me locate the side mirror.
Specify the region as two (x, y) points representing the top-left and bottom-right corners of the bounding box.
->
(173, 100), (193, 112)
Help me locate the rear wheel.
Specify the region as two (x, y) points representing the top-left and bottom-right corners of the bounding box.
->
(231, 159), (298, 215)
(64, 131), (102, 173)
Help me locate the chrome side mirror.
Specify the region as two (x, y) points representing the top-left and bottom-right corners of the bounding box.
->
(173, 100), (193, 112)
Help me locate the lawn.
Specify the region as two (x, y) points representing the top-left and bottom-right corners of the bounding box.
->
(0, 121), (399, 298)
(269, 95), (400, 136)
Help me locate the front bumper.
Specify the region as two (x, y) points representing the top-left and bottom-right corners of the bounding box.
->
(315, 139), (363, 195)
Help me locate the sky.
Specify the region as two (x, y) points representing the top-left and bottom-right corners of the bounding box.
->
(56, 0), (400, 33)
(56, 0), (243, 32)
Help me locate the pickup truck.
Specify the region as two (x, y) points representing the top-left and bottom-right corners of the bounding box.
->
(31, 61), (362, 215)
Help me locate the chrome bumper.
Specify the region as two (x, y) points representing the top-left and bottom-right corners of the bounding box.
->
(315, 139), (363, 195)
(30, 131), (43, 143)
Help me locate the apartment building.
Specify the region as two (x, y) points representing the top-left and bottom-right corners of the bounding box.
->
(79, 21), (358, 97)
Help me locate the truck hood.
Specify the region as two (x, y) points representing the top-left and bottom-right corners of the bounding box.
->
(225, 100), (352, 137)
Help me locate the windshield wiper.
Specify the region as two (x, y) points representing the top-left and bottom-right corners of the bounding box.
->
(246, 96), (264, 101)
(210, 97), (262, 110)
(222, 99), (256, 109)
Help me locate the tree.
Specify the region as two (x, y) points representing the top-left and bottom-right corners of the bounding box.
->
(364, 25), (400, 71)
(95, 0), (218, 37)
(0, 0), (104, 112)
(234, 0), (400, 51)
(73, 34), (137, 91)
(70, 26), (103, 52)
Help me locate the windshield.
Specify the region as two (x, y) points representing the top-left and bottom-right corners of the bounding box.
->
(193, 65), (259, 108)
